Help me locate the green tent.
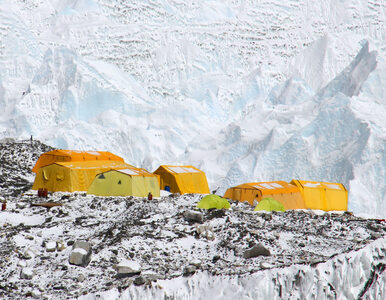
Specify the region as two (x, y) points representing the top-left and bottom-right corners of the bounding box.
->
(197, 194), (231, 210)
(88, 169), (160, 197)
(254, 197), (285, 212)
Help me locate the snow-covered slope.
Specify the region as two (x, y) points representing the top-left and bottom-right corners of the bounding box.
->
(0, 0), (385, 217)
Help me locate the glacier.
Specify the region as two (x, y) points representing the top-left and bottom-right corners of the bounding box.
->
(0, 0), (385, 220)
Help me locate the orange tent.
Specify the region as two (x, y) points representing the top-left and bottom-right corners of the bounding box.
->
(223, 181), (306, 210)
(290, 180), (348, 211)
(32, 160), (134, 192)
(32, 150), (124, 173)
(153, 165), (210, 194)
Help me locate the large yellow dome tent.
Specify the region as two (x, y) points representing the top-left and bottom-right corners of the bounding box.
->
(223, 181), (305, 210)
(153, 165), (210, 194)
(32, 160), (133, 193)
(88, 168), (160, 198)
(32, 150), (124, 173)
(290, 179), (348, 211)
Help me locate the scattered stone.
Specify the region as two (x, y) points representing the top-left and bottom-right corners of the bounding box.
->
(298, 242), (306, 247)
(196, 225), (215, 240)
(183, 265), (196, 276)
(115, 260), (141, 278)
(56, 240), (66, 251)
(196, 224), (212, 235)
(23, 248), (35, 260)
(18, 260), (27, 268)
(20, 267), (34, 279)
(67, 240), (75, 246)
(262, 214), (272, 221)
(243, 243), (271, 258)
(77, 274), (85, 283)
(53, 285), (66, 290)
(25, 235), (34, 240)
(190, 259), (202, 268)
(203, 230), (215, 241)
(16, 202), (27, 209)
(46, 241), (56, 252)
(31, 289), (42, 298)
(134, 276), (146, 285)
(61, 265), (68, 271)
(69, 241), (92, 267)
(260, 261), (273, 269)
(212, 255), (220, 263)
(183, 210), (203, 223)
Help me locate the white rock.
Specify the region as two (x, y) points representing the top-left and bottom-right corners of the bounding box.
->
(46, 241), (56, 252)
(190, 259), (202, 267)
(56, 240), (66, 251)
(23, 248), (35, 259)
(69, 241), (92, 267)
(18, 260), (27, 267)
(16, 202), (27, 209)
(196, 225), (212, 234)
(116, 260), (141, 275)
(260, 262), (273, 269)
(20, 267), (34, 279)
(31, 289), (42, 297)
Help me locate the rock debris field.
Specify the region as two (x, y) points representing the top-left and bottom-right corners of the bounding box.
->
(0, 140), (385, 299)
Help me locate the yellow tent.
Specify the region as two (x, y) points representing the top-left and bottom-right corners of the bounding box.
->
(223, 181), (305, 210)
(290, 179), (348, 211)
(32, 160), (133, 192)
(32, 150), (124, 173)
(88, 168), (160, 197)
(153, 165), (210, 194)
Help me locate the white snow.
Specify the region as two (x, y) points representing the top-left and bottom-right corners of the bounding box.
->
(73, 248), (88, 255)
(0, 212), (45, 226)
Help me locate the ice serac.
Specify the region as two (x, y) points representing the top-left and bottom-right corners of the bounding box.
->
(317, 41), (377, 100)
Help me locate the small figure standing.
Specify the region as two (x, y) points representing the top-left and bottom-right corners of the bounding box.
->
(1, 201), (6, 211)
(147, 192), (153, 200)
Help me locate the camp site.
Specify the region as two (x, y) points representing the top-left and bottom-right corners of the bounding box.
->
(0, 141), (384, 300)
(30, 149), (349, 213)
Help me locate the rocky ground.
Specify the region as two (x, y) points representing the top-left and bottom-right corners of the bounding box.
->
(0, 140), (385, 299)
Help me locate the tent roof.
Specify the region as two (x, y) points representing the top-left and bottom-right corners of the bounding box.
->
(98, 167), (157, 177)
(52, 160), (133, 170)
(292, 180), (346, 191)
(37, 149), (123, 160)
(158, 165), (203, 174)
(32, 149), (124, 172)
(230, 181), (300, 194)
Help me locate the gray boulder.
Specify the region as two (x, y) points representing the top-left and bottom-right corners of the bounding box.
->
(69, 241), (92, 267)
(115, 260), (141, 278)
(20, 267), (34, 279)
(183, 210), (203, 223)
(243, 243), (271, 258)
(183, 265), (196, 276)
